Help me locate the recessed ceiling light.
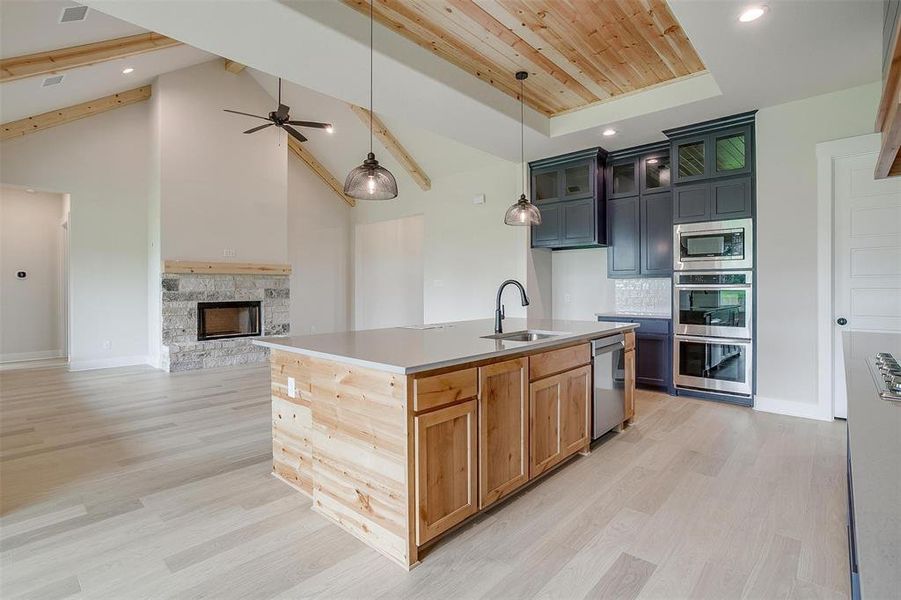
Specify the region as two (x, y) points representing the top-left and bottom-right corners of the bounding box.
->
(25, 188), (35, 193)
(602, 128), (616, 137)
(122, 67), (134, 74)
(739, 5), (767, 22)
(647, 158), (658, 164)
(325, 125), (334, 134)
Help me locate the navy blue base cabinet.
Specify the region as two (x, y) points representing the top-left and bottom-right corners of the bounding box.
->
(597, 316), (673, 393)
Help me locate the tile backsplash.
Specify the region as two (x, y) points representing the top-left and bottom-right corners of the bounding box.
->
(614, 278), (671, 314)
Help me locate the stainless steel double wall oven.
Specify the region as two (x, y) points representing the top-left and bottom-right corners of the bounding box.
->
(673, 219), (754, 397)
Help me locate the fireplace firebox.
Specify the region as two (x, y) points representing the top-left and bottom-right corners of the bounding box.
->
(197, 301), (262, 341)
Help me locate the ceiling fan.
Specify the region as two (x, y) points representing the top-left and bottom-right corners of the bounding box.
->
(223, 78), (332, 143)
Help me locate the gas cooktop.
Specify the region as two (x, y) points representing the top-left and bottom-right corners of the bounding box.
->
(867, 352), (901, 403)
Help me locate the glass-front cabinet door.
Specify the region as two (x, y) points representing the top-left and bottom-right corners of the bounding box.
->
(641, 152), (671, 193)
(532, 167), (560, 203)
(608, 158), (638, 198)
(713, 126), (751, 176)
(673, 136), (707, 183)
(562, 159), (594, 199)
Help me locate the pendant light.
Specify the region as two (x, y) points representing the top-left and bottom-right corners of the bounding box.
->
(504, 71), (541, 226)
(344, 0), (398, 200)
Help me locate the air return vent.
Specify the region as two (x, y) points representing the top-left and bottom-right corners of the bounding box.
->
(42, 75), (65, 87)
(59, 5), (88, 23)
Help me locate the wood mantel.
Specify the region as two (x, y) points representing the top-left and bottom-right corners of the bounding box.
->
(162, 261), (291, 275)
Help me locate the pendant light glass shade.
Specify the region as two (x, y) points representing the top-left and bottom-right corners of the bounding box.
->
(344, 152), (398, 200)
(344, 0), (398, 201)
(505, 71), (540, 226)
(504, 193), (542, 225)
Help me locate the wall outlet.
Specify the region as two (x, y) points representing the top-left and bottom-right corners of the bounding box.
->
(287, 376), (296, 399)
(472, 194), (486, 205)
(564, 293), (573, 304)
(102, 340), (112, 350)
(223, 249), (236, 258)
(310, 325), (317, 334)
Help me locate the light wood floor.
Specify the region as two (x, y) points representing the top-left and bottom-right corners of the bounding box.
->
(0, 362), (849, 600)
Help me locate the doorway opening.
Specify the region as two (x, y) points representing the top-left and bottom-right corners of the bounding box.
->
(0, 185), (70, 368)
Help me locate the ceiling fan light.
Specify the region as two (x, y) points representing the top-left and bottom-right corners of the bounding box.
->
(344, 152), (398, 200)
(504, 194), (541, 226)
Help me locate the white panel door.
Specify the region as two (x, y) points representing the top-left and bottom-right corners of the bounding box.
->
(833, 152), (901, 418)
(353, 215), (424, 330)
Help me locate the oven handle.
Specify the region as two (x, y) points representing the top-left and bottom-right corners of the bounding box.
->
(674, 334), (753, 344)
(674, 284), (752, 290)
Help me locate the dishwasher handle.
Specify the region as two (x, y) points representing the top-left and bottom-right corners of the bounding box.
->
(591, 333), (625, 355)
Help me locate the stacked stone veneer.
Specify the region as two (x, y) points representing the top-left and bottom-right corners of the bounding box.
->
(160, 272), (290, 371)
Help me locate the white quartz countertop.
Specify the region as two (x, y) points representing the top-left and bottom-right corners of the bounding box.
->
(254, 318), (637, 374)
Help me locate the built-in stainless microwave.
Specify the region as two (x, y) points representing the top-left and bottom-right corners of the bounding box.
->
(673, 218), (754, 271)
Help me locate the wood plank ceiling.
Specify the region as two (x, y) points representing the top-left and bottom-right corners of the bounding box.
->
(342, 0), (706, 116)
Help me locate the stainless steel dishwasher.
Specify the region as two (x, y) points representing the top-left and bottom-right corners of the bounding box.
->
(592, 334), (626, 440)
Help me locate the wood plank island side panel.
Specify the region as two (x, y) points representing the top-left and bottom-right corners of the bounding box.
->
(307, 355), (414, 568)
(162, 261), (291, 275)
(270, 351), (314, 496)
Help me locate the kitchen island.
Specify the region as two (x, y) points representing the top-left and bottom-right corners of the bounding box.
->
(254, 318), (637, 569)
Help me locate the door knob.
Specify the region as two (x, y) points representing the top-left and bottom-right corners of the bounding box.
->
(836, 317), (848, 326)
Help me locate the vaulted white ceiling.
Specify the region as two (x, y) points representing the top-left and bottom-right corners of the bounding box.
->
(0, 0), (215, 123)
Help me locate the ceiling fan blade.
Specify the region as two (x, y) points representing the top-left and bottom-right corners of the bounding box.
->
(286, 120), (332, 129)
(283, 125), (307, 143)
(276, 104), (290, 120)
(244, 123), (274, 134)
(224, 109), (269, 121)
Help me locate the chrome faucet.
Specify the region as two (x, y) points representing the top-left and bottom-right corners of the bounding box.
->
(495, 279), (530, 334)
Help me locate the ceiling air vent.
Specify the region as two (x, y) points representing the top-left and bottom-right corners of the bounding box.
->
(59, 5), (88, 23)
(42, 75), (65, 87)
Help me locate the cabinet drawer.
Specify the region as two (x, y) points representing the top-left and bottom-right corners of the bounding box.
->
(529, 344), (590, 381)
(413, 368), (478, 413)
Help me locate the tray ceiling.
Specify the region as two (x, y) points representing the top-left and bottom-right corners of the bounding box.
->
(342, 0), (706, 116)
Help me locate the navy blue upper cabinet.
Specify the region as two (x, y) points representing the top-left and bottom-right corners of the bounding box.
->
(666, 113), (755, 185)
(529, 148), (607, 249)
(605, 142), (673, 278)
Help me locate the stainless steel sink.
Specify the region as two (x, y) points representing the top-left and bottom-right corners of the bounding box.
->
(481, 330), (568, 342)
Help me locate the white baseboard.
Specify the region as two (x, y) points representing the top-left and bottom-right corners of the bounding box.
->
(753, 395), (833, 422)
(68, 355), (151, 371)
(0, 349), (65, 364)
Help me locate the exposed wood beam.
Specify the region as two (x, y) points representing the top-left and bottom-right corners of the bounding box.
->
(348, 105), (431, 192)
(223, 59), (246, 74)
(0, 32), (181, 83)
(287, 136), (356, 207)
(1, 86), (151, 141)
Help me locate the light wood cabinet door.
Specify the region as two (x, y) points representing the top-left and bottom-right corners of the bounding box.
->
(478, 358), (528, 509)
(624, 348), (636, 420)
(530, 373), (563, 478)
(559, 365), (591, 458)
(414, 400), (478, 545)
(530, 365), (592, 479)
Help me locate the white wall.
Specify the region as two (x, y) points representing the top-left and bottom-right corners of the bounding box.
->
(156, 61), (288, 263)
(353, 161), (527, 324)
(755, 81), (881, 418)
(0, 188), (66, 361)
(354, 215), (424, 329)
(0, 102), (152, 369)
(287, 155), (352, 335)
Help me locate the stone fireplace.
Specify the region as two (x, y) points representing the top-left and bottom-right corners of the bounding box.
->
(159, 263), (290, 371)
